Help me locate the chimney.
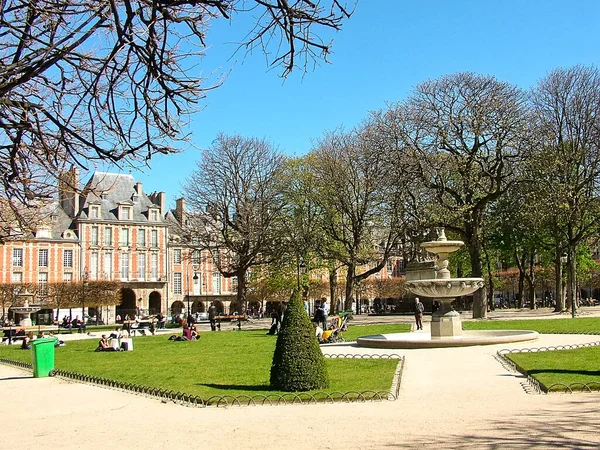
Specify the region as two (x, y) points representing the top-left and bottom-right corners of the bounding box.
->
(149, 192), (167, 216)
(58, 167), (80, 217)
(175, 198), (186, 225)
(135, 182), (143, 196)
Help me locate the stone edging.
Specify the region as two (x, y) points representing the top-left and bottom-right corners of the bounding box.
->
(0, 354), (404, 407)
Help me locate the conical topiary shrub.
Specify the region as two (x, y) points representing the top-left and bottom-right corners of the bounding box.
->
(270, 290), (329, 391)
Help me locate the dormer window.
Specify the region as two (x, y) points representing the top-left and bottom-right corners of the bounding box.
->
(90, 205), (100, 219)
(150, 209), (158, 222)
(120, 206), (132, 220)
(36, 228), (50, 238)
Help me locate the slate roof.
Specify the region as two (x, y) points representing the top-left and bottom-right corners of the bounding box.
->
(78, 172), (164, 224)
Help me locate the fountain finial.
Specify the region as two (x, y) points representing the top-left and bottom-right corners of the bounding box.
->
(437, 228), (447, 242)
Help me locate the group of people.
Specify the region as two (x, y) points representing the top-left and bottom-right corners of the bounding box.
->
(20, 330), (65, 349)
(168, 323), (199, 341)
(60, 315), (87, 334)
(96, 327), (129, 351)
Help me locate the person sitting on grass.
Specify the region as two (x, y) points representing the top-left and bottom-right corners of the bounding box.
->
(95, 334), (117, 352)
(21, 331), (34, 350)
(168, 324), (196, 341)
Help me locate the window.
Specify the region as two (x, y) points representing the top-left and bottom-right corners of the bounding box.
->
(173, 249), (182, 264)
(137, 253), (146, 280)
(38, 272), (48, 296)
(104, 227), (112, 246)
(90, 252), (98, 280)
(104, 253), (112, 280)
(137, 228), (146, 247)
(64, 272), (73, 282)
(151, 229), (158, 247)
(386, 260), (393, 274)
(37, 228), (50, 238)
(91, 226), (99, 245)
(192, 250), (201, 264)
(38, 249), (49, 267)
(151, 209), (158, 221)
(12, 272), (22, 282)
(90, 205), (100, 218)
(120, 228), (130, 247)
(212, 273), (221, 294)
(63, 249), (73, 268)
(12, 248), (23, 267)
(120, 253), (129, 280)
(121, 206), (131, 220)
(173, 272), (182, 294)
(150, 253), (158, 280)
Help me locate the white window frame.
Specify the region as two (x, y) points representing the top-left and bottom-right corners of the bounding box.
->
(90, 252), (99, 280)
(104, 253), (112, 280)
(12, 248), (23, 267)
(137, 253), (146, 280)
(38, 249), (49, 267)
(120, 253), (129, 281)
(137, 228), (146, 247)
(104, 227), (112, 246)
(91, 226), (99, 245)
(173, 249), (182, 264)
(150, 253), (158, 280)
(38, 272), (48, 296)
(120, 228), (130, 247)
(63, 249), (73, 268)
(151, 229), (158, 247)
(173, 272), (182, 295)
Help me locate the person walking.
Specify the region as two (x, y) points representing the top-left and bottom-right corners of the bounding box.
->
(208, 302), (217, 331)
(415, 297), (424, 330)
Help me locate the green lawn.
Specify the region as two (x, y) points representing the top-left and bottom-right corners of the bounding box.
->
(465, 316), (600, 391)
(0, 329), (399, 401)
(506, 347), (600, 392)
(463, 317), (600, 334)
(341, 323), (411, 341)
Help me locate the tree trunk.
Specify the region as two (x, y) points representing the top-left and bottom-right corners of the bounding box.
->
(236, 269), (247, 315)
(329, 265), (338, 314)
(344, 263), (355, 311)
(483, 243), (495, 311)
(467, 230), (487, 319)
(554, 246), (565, 312)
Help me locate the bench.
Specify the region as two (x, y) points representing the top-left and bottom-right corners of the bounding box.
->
(122, 320), (156, 336)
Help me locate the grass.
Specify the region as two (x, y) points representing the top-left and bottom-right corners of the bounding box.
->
(0, 329), (399, 401)
(465, 316), (600, 391)
(506, 347), (600, 391)
(341, 323), (411, 342)
(463, 317), (600, 334)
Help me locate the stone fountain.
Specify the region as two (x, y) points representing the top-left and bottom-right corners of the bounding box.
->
(10, 292), (40, 327)
(357, 229), (539, 348)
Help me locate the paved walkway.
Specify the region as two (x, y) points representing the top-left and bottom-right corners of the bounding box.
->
(2, 310), (600, 449)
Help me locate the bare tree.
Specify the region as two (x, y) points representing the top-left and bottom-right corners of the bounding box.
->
(384, 72), (530, 319)
(307, 124), (408, 310)
(182, 133), (286, 314)
(530, 65), (600, 316)
(0, 0), (354, 236)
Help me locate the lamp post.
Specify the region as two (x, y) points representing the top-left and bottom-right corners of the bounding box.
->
(186, 258), (199, 318)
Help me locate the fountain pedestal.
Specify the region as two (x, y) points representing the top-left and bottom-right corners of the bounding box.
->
(431, 310), (462, 339)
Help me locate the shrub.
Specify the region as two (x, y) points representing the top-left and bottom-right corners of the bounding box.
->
(270, 290), (329, 391)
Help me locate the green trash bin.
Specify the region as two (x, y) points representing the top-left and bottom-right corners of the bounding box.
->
(31, 338), (58, 378)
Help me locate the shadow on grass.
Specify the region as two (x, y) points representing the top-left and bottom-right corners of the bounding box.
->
(529, 369), (600, 376)
(199, 383), (272, 392)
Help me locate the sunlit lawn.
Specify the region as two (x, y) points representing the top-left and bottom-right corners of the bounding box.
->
(0, 329), (399, 400)
(462, 317), (600, 334)
(465, 316), (600, 391)
(506, 347), (600, 391)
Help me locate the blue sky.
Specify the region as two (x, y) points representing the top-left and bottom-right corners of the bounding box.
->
(124, 0), (600, 206)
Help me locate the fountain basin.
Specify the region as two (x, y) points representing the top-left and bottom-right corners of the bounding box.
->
(405, 277), (485, 298)
(420, 240), (465, 255)
(356, 330), (539, 349)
